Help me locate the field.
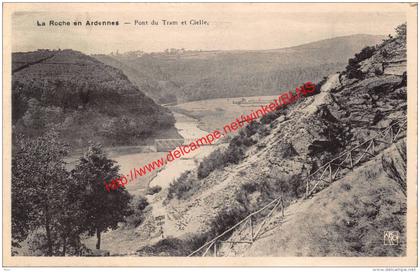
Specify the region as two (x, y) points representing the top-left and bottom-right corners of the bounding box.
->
(170, 95), (278, 133)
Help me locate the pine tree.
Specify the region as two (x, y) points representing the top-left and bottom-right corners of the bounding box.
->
(71, 143), (132, 250)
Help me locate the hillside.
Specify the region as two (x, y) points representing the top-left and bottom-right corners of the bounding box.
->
(220, 143), (406, 257)
(94, 34), (385, 104)
(12, 49), (179, 148)
(135, 26), (407, 256)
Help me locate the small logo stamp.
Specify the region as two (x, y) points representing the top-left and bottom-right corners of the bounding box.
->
(384, 231), (399, 245)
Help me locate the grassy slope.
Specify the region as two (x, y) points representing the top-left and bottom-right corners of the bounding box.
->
(226, 142), (406, 257)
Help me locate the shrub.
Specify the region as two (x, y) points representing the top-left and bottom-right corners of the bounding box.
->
(125, 196), (149, 227)
(315, 77), (328, 93)
(244, 121), (261, 137)
(281, 175), (305, 198)
(135, 196), (149, 211)
(258, 125), (270, 137)
(233, 131), (255, 147)
(236, 175), (304, 211)
(260, 111), (279, 124)
(137, 238), (189, 256)
(167, 171), (194, 200)
(208, 205), (248, 238)
(146, 185), (162, 195)
(197, 149), (226, 179)
(395, 23), (406, 41)
(197, 123), (260, 179)
(355, 46), (376, 62)
(224, 143), (244, 164)
(136, 233), (209, 256)
(346, 46), (376, 79)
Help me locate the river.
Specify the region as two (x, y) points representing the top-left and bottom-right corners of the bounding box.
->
(147, 112), (216, 189)
(96, 111), (216, 196)
(83, 110), (219, 254)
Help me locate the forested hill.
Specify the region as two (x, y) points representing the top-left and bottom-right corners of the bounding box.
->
(94, 34), (385, 104)
(12, 49), (177, 148)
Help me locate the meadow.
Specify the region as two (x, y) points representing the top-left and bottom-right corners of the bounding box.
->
(170, 95), (278, 133)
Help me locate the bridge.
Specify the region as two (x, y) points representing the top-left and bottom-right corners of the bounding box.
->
(155, 138), (213, 152)
(189, 119), (407, 256)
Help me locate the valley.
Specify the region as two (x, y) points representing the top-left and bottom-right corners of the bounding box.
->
(11, 24), (409, 258)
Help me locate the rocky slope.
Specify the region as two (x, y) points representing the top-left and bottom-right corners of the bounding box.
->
(134, 26), (406, 257)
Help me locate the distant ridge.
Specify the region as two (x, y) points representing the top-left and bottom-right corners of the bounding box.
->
(94, 34), (385, 103)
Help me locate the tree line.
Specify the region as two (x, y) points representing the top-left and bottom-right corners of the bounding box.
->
(12, 130), (132, 256)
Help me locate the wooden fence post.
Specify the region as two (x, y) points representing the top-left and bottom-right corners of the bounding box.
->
(393, 126), (402, 142)
(328, 164), (332, 183)
(250, 217), (254, 243)
(371, 139), (375, 155)
(213, 241), (217, 257)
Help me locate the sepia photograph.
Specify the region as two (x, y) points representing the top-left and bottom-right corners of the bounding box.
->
(2, 2), (418, 267)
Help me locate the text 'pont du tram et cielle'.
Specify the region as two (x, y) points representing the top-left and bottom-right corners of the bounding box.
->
(133, 19), (209, 26)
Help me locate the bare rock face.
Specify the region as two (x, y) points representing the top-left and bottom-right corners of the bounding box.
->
(384, 62), (406, 76)
(327, 37), (406, 145)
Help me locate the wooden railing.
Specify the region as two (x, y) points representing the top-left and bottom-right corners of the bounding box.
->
(189, 119), (407, 257)
(304, 119), (407, 198)
(188, 196), (284, 257)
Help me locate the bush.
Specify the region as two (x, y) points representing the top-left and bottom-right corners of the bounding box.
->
(224, 143), (244, 164)
(395, 23), (406, 41)
(258, 125), (270, 137)
(167, 171), (194, 200)
(197, 123), (261, 179)
(235, 175), (304, 211)
(136, 233), (209, 256)
(137, 238), (189, 256)
(355, 46), (376, 62)
(260, 111), (279, 124)
(146, 185), (162, 195)
(168, 141), (247, 198)
(197, 150), (226, 179)
(231, 132), (254, 147)
(208, 205), (248, 238)
(315, 77), (328, 93)
(135, 196), (149, 211)
(125, 196), (149, 227)
(244, 121), (261, 137)
(345, 46), (376, 79)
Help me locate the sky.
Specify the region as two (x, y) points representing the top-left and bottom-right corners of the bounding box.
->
(10, 4), (407, 54)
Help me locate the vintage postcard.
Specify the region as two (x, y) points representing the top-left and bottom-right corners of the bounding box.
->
(2, 2), (418, 267)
